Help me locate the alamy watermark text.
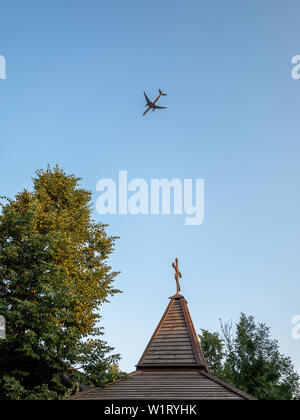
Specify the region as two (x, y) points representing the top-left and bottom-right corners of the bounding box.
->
(292, 55), (300, 80)
(96, 171), (204, 226)
(292, 315), (300, 340)
(0, 315), (6, 339)
(0, 55), (6, 79)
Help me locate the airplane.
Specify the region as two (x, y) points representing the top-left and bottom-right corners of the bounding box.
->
(143, 89), (167, 116)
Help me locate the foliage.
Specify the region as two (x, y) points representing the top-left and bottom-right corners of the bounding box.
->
(0, 166), (121, 400)
(199, 314), (300, 400)
(199, 329), (224, 379)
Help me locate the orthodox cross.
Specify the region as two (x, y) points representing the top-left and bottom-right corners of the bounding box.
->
(172, 258), (182, 294)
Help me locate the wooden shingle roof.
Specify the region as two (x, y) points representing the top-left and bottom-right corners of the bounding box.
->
(137, 294), (207, 369)
(69, 292), (255, 400)
(69, 370), (254, 400)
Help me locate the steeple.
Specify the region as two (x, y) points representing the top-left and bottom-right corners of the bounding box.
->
(137, 294), (208, 370)
(69, 258), (255, 400)
(137, 258), (208, 370)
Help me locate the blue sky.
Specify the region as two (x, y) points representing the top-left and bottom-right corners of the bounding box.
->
(1, 0), (300, 373)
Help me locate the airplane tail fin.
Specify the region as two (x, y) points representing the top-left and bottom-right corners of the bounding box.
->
(159, 89), (167, 96)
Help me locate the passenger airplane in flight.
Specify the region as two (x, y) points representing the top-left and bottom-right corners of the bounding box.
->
(143, 89), (167, 116)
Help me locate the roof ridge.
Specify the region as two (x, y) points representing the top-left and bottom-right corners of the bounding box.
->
(180, 296), (208, 370)
(199, 370), (257, 400)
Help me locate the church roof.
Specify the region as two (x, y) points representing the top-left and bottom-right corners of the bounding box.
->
(69, 259), (255, 400)
(137, 294), (207, 369)
(69, 370), (254, 400)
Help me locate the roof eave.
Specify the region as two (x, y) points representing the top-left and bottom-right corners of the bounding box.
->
(199, 370), (257, 400)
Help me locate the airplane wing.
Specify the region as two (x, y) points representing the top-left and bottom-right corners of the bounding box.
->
(153, 105), (167, 110)
(144, 92), (153, 106)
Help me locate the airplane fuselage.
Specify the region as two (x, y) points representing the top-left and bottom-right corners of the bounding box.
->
(143, 93), (163, 116)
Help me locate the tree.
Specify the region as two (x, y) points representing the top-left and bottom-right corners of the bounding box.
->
(199, 314), (300, 400)
(199, 330), (224, 378)
(0, 166), (121, 400)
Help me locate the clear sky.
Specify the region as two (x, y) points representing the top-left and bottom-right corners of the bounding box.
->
(1, 0), (300, 374)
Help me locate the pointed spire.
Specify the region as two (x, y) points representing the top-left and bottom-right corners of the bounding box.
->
(137, 294), (208, 370)
(70, 258), (256, 400)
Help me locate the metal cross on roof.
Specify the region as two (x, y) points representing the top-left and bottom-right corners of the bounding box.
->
(172, 258), (182, 295)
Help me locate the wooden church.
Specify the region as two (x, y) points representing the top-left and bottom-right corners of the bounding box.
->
(70, 259), (255, 400)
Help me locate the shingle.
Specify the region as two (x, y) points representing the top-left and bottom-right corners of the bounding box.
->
(68, 294), (255, 400)
(137, 295), (207, 368)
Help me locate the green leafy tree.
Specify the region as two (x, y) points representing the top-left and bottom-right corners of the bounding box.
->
(0, 166), (121, 400)
(199, 330), (224, 378)
(199, 314), (300, 400)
